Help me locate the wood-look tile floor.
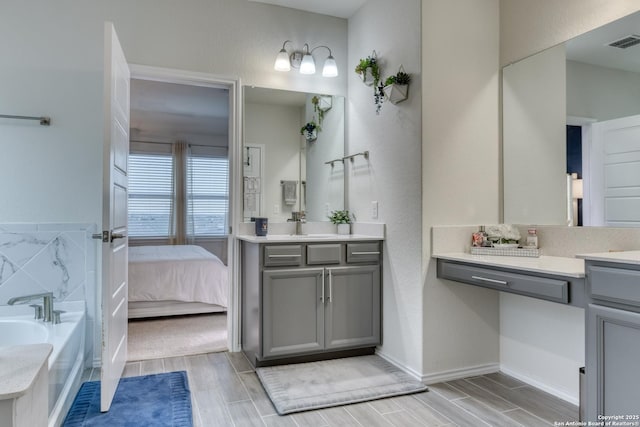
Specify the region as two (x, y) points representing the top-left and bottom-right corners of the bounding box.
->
(82, 352), (579, 426)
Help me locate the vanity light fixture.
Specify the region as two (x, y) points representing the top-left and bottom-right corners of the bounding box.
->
(274, 40), (338, 77)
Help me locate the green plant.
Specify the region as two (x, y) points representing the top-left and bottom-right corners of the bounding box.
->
(384, 70), (411, 86)
(328, 209), (352, 224)
(300, 121), (319, 136)
(374, 82), (385, 114)
(311, 96), (325, 127)
(355, 56), (381, 87)
(395, 70), (411, 85)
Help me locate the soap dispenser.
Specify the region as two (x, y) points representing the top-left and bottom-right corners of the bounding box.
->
(525, 228), (538, 248)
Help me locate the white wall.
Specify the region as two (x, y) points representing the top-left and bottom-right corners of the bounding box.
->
(347, 0), (423, 375)
(245, 103), (302, 222)
(503, 44), (567, 225)
(567, 60), (640, 121)
(500, 0), (640, 66)
(422, 0), (501, 381)
(0, 0), (347, 225)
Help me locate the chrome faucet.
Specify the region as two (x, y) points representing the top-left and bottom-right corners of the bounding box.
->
(287, 211), (306, 235)
(8, 292), (54, 323)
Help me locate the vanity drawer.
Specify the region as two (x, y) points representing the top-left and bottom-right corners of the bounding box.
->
(264, 245), (302, 267)
(307, 244), (341, 265)
(588, 265), (640, 307)
(439, 261), (569, 304)
(347, 243), (381, 263)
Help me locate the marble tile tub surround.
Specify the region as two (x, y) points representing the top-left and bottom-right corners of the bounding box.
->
(0, 223), (96, 305)
(432, 224), (640, 257)
(0, 223), (97, 366)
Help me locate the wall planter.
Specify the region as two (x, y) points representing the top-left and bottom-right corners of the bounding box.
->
(355, 52), (380, 88)
(383, 66), (411, 105)
(300, 122), (319, 142)
(311, 95), (332, 128)
(383, 83), (408, 104)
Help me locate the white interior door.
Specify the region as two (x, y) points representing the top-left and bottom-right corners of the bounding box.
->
(101, 21), (130, 412)
(589, 114), (640, 227)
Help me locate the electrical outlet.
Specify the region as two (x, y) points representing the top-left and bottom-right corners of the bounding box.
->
(274, 204), (280, 214)
(325, 203), (330, 216)
(371, 201), (378, 219)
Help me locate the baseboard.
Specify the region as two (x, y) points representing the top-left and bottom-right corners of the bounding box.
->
(375, 350), (500, 385)
(420, 363), (500, 385)
(374, 350), (427, 381)
(499, 365), (579, 406)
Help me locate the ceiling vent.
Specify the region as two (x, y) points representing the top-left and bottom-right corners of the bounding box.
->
(607, 35), (640, 49)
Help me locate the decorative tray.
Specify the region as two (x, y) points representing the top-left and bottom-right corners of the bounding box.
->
(470, 246), (541, 258)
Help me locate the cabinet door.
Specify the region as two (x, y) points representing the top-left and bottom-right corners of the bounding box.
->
(262, 268), (325, 358)
(325, 265), (381, 350)
(586, 304), (640, 419)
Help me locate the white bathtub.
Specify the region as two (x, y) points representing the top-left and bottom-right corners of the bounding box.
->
(0, 301), (85, 427)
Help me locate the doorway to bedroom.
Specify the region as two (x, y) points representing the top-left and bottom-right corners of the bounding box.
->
(125, 69), (234, 361)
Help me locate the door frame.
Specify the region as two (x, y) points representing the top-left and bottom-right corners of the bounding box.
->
(567, 116), (596, 226)
(128, 64), (242, 351)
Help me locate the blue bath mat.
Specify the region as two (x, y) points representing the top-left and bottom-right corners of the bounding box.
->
(62, 371), (192, 427)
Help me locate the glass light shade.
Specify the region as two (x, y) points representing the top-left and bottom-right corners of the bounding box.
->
(274, 49), (291, 72)
(299, 54), (316, 74)
(322, 55), (338, 77)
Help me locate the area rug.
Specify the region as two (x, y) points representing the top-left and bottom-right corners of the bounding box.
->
(127, 313), (227, 361)
(62, 371), (192, 427)
(255, 355), (428, 415)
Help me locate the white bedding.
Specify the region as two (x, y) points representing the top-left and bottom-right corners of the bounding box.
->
(128, 245), (228, 307)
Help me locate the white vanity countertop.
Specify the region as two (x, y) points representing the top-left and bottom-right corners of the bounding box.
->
(0, 344), (52, 399)
(236, 233), (383, 243)
(433, 252), (585, 278)
(576, 250), (640, 265)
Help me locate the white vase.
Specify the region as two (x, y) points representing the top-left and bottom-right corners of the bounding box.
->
(337, 223), (351, 235)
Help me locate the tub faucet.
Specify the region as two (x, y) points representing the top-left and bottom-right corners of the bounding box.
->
(8, 292), (54, 323)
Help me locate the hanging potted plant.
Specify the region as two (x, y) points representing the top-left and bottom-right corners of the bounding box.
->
(328, 209), (353, 235)
(383, 66), (411, 104)
(300, 120), (319, 142)
(311, 95), (332, 127)
(355, 52), (380, 87)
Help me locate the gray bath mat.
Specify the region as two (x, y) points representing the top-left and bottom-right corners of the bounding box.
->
(255, 355), (428, 414)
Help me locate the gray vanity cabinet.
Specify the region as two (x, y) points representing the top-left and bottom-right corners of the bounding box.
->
(241, 240), (382, 367)
(585, 263), (640, 420)
(325, 265), (381, 350)
(262, 268), (325, 358)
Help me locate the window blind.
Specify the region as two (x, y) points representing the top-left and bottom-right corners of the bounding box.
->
(187, 152), (229, 237)
(128, 153), (174, 237)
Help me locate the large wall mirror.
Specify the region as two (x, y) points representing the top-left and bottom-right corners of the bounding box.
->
(503, 10), (640, 227)
(243, 87), (345, 223)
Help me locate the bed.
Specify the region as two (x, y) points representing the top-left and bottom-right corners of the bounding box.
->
(127, 245), (229, 318)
